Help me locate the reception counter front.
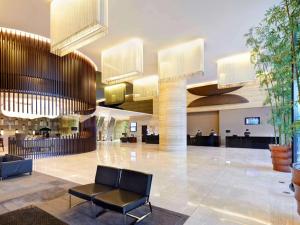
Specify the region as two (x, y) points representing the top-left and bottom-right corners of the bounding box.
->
(145, 135), (159, 144)
(188, 136), (220, 147)
(226, 136), (278, 149)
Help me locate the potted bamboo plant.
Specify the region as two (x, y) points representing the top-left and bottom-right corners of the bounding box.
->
(246, 0), (300, 173)
(247, 0), (300, 214)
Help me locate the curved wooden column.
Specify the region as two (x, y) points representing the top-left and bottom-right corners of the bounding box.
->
(159, 79), (187, 151)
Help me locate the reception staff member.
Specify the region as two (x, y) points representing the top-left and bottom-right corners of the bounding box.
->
(244, 129), (251, 137)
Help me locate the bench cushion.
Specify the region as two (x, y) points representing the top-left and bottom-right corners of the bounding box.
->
(69, 183), (115, 201)
(93, 189), (147, 214)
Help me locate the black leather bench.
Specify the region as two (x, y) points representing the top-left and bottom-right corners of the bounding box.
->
(68, 165), (121, 208)
(68, 166), (153, 225)
(93, 169), (153, 224)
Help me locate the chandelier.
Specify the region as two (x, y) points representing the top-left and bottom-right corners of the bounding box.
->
(50, 0), (108, 56)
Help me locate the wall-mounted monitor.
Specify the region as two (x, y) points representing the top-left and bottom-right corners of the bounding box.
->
(130, 122), (137, 132)
(245, 117), (260, 125)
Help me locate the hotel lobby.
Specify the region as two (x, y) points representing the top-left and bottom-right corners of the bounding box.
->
(0, 0), (300, 225)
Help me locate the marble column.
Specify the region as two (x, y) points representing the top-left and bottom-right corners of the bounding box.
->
(159, 79), (187, 151)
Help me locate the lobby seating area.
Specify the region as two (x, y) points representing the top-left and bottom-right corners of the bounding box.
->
(0, 0), (300, 224)
(69, 165), (153, 224)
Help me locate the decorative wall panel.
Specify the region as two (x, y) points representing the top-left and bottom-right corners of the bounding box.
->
(0, 27), (96, 118)
(104, 83), (126, 106)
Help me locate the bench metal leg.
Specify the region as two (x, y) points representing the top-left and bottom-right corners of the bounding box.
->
(126, 202), (153, 224)
(123, 214), (127, 225)
(69, 195), (88, 209)
(95, 208), (108, 218)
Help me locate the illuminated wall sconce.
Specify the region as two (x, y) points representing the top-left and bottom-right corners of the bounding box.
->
(133, 75), (159, 101)
(158, 39), (205, 81)
(15, 129), (19, 134)
(104, 83), (126, 105)
(50, 0), (108, 56)
(217, 52), (256, 88)
(33, 130), (36, 135)
(0, 129), (4, 136)
(101, 38), (143, 84)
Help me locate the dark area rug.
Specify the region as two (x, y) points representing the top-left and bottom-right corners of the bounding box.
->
(0, 172), (189, 225)
(0, 205), (68, 225)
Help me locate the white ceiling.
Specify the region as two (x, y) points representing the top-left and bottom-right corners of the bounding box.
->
(0, 0), (278, 85)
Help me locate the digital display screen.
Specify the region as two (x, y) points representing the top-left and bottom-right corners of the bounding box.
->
(130, 122), (137, 132)
(245, 117), (260, 125)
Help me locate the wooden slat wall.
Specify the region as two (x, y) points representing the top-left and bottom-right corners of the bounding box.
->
(0, 28), (96, 116)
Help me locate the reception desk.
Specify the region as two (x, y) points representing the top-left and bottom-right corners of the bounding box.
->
(189, 136), (220, 147)
(226, 136), (278, 149)
(145, 135), (159, 144)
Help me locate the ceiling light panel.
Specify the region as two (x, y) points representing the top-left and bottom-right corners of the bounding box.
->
(51, 0), (108, 56)
(133, 75), (159, 101)
(158, 39), (204, 81)
(217, 52), (256, 88)
(101, 38), (143, 84)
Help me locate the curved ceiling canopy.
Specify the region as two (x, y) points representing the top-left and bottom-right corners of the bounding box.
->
(0, 27), (97, 119)
(187, 84), (242, 96)
(188, 94), (249, 107)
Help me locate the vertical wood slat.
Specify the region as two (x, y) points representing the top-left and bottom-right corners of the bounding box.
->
(8, 116), (96, 160)
(0, 28), (96, 117)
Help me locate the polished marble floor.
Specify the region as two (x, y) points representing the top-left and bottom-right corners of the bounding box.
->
(33, 142), (298, 225)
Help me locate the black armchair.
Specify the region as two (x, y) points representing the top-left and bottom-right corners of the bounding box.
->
(93, 169), (153, 224)
(68, 165), (121, 208)
(0, 154), (32, 180)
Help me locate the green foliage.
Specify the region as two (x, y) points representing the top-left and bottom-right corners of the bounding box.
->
(246, 0), (300, 145)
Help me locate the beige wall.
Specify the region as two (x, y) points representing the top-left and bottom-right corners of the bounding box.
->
(219, 106), (274, 145)
(187, 111), (219, 136)
(129, 115), (158, 142)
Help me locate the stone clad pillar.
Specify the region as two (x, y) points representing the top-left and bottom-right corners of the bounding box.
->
(159, 79), (187, 151)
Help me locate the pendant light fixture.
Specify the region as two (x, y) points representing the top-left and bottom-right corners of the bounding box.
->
(50, 0), (108, 56)
(101, 38), (143, 84)
(158, 39), (205, 81)
(217, 52), (256, 88)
